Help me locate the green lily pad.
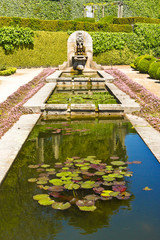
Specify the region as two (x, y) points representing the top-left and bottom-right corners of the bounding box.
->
(95, 171), (105, 176)
(49, 179), (64, 186)
(78, 205), (97, 212)
(64, 182), (80, 190)
(81, 181), (95, 189)
(101, 190), (113, 197)
(38, 199), (55, 206)
(56, 172), (72, 177)
(41, 164), (50, 168)
(111, 161), (126, 166)
(28, 178), (37, 182)
(80, 166), (90, 170)
(48, 186), (64, 192)
(37, 180), (48, 185)
(33, 194), (49, 201)
(52, 202), (71, 210)
(109, 191), (120, 197)
(46, 168), (56, 172)
(102, 176), (115, 182)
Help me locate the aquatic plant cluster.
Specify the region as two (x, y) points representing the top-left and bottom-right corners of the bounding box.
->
(47, 92), (117, 106)
(28, 155), (133, 212)
(0, 68), (56, 139)
(106, 68), (160, 132)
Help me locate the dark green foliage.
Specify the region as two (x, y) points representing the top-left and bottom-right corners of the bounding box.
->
(0, 31), (68, 68)
(136, 55), (156, 73)
(74, 17), (95, 23)
(0, 0), (159, 20)
(98, 16), (116, 24)
(0, 16), (132, 33)
(0, 27), (34, 53)
(0, 67), (16, 76)
(133, 55), (144, 68)
(148, 60), (160, 79)
(113, 17), (160, 25)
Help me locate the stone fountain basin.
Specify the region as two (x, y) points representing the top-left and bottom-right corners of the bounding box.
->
(24, 70), (140, 116)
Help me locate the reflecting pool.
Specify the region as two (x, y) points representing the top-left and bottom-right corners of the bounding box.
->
(0, 117), (160, 240)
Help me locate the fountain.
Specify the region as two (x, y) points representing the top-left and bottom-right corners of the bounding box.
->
(59, 30), (102, 72)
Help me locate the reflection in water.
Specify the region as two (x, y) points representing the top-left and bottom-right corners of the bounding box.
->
(0, 118), (138, 239)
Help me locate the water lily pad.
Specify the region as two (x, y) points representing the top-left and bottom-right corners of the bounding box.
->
(95, 171), (105, 176)
(46, 168), (56, 172)
(81, 181), (95, 189)
(37, 180), (48, 185)
(41, 164), (50, 168)
(76, 200), (95, 207)
(78, 205), (97, 212)
(101, 190), (113, 197)
(36, 168), (45, 172)
(84, 194), (100, 201)
(102, 176), (115, 182)
(117, 191), (131, 200)
(111, 161), (126, 166)
(110, 191), (120, 197)
(48, 186), (64, 192)
(28, 178), (37, 182)
(49, 179), (64, 186)
(33, 194), (49, 201)
(56, 172), (72, 177)
(64, 182), (80, 190)
(52, 202), (71, 210)
(103, 181), (113, 186)
(143, 186), (152, 191)
(49, 192), (62, 198)
(38, 199), (55, 206)
(112, 185), (127, 192)
(124, 172), (133, 177)
(80, 166), (90, 170)
(113, 181), (126, 186)
(93, 187), (104, 194)
(105, 166), (113, 170)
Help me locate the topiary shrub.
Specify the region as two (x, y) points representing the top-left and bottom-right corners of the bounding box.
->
(99, 16), (116, 24)
(137, 55), (156, 73)
(0, 67), (16, 75)
(74, 17), (95, 23)
(133, 55), (145, 70)
(148, 60), (160, 79)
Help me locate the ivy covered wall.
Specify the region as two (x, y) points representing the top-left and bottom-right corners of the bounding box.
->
(0, 0), (159, 20)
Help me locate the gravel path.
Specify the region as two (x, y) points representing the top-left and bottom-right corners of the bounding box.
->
(104, 65), (160, 99)
(0, 68), (44, 103)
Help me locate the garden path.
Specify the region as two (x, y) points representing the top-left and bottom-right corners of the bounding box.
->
(0, 68), (44, 103)
(106, 65), (160, 99)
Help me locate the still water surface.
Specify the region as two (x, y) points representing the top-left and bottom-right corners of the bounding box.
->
(0, 118), (160, 240)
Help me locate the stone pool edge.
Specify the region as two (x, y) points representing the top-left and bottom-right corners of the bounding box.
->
(0, 114), (41, 185)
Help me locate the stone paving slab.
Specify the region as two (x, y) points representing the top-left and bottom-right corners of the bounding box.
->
(126, 114), (160, 163)
(0, 114), (41, 184)
(24, 83), (56, 113)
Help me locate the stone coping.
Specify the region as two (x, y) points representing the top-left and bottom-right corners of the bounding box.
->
(0, 114), (41, 185)
(126, 114), (160, 163)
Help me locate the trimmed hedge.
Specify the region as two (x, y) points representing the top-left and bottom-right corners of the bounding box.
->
(137, 55), (156, 73)
(0, 31), (68, 68)
(113, 17), (160, 25)
(93, 47), (138, 65)
(0, 67), (16, 76)
(148, 60), (160, 79)
(0, 16), (133, 33)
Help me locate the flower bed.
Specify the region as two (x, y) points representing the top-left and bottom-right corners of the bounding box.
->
(0, 68), (56, 139)
(105, 68), (160, 132)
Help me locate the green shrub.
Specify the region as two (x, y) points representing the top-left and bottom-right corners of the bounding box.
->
(113, 17), (160, 25)
(0, 26), (34, 53)
(137, 55), (156, 73)
(74, 17), (95, 23)
(156, 67), (160, 80)
(133, 55), (145, 69)
(93, 47), (138, 65)
(130, 63), (136, 69)
(99, 16), (116, 24)
(108, 24), (132, 33)
(0, 31), (68, 68)
(0, 67), (16, 75)
(148, 60), (160, 79)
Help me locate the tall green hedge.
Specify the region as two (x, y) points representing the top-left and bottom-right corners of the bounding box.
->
(0, 31), (68, 68)
(113, 17), (160, 25)
(0, 16), (132, 33)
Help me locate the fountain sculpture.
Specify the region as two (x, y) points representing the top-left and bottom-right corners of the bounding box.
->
(59, 30), (102, 71)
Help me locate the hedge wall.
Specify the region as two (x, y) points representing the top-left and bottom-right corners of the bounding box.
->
(0, 16), (133, 33)
(113, 17), (160, 25)
(0, 31), (68, 68)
